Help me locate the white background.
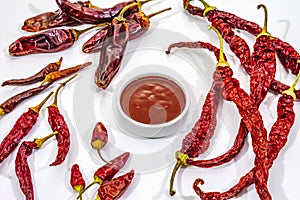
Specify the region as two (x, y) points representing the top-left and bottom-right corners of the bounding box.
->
(0, 0), (300, 199)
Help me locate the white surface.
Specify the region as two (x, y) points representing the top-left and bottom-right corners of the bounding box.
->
(0, 0), (300, 200)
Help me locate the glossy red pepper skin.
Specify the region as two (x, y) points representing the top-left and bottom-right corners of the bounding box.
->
(97, 170), (135, 200)
(0, 109), (38, 163)
(48, 105), (71, 166)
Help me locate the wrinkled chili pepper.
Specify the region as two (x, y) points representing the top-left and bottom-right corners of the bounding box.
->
(187, 4), (276, 170)
(77, 152), (130, 199)
(56, 0), (150, 24)
(82, 7), (171, 54)
(70, 163), (86, 200)
(9, 24), (107, 56)
(96, 170), (135, 200)
(0, 92), (53, 163)
(193, 70), (300, 200)
(47, 75), (77, 166)
(91, 122), (111, 164)
(41, 61), (91, 85)
(2, 57), (62, 87)
(15, 132), (58, 200)
(21, 1), (96, 32)
(94, 2), (138, 89)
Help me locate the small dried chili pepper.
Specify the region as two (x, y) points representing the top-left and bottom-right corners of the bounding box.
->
(94, 2), (138, 89)
(40, 61), (91, 85)
(2, 57), (62, 87)
(9, 24), (107, 56)
(15, 132), (58, 200)
(77, 152), (130, 199)
(193, 70), (300, 200)
(96, 170), (135, 200)
(0, 92), (53, 163)
(91, 122), (111, 164)
(22, 1), (95, 32)
(82, 7), (171, 54)
(47, 75), (77, 166)
(0, 82), (53, 116)
(70, 163), (86, 200)
(56, 0), (150, 24)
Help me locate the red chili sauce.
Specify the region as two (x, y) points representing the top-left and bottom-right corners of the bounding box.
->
(120, 76), (186, 125)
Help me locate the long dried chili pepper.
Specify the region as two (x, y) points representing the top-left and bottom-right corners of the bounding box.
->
(15, 132), (58, 200)
(0, 92), (53, 163)
(22, 1), (95, 32)
(77, 152), (130, 199)
(95, 170), (135, 200)
(47, 75), (77, 166)
(91, 122), (111, 164)
(186, 4), (276, 169)
(70, 163), (86, 200)
(9, 24), (107, 56)
(56, 0), (150, 24)
(41, 61), (91, 85)
(193, 69), (300, 200)
(82, 7), (171, 54)
(94, 2), (139, 89)
(2, 57), (62, 87)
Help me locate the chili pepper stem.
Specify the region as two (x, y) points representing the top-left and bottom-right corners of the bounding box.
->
(29, 91), (54, 114)
(71, 23), (110, 41)
(77, 177), (103, 199)
(56, 57), (63, 68)
(169, 151), (189, 196)
(34, 131), (58, 148)
(96, 148), (112, 165)
(147, 7), (172, 18)
(116, 2), (141, 21)
(198, 0), (216, 16)
(51, 74), (78, 107)
(184, 0), (191, 9)
(0, 108), (5, 116)
(283, 64), (300, 100)
(256, 4), (271, 39)
(208, 25), (230, 67)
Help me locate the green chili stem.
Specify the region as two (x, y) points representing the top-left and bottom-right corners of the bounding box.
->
(256, 4), (271, 39)
(147, 7), (172, 18)
(51, 74), (78, 107)
(208, 25), (230, 68)
(198, 0), (216, 16)
(30, 91), (54, 114)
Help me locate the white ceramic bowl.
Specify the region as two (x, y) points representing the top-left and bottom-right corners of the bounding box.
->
(112, 64), (191, 138)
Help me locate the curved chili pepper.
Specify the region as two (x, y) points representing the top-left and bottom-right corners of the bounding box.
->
(9, 24), (106, 56)
(82, 7), (171, 54)
(21, 1), (95, 32)
(77, 152), (130, 199)
(96, 170), (135, 200)
(0, 92), (53, 163)
(40, 61), (91, 85)
(2, 57), (62, 87)
(193, 70), (300, 200)
(91, 122), (111, 164)
(47, 75), (77, 166)
(15, 132), (58, 200)
(70, 163), (86, 200)
(56, 0), (150, 24)
(94, 2), (136, 89)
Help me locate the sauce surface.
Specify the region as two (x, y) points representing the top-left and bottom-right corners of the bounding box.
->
(120, 76), (186, 124)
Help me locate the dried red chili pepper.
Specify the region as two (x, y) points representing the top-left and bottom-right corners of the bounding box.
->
(21, 1), (95, 32)
(56, 0), (150, 24)
(2, 57), (62, 87)
(47, 75), (77, 166)
(0, 92), (53, 163)
(96, 170), (135, 200)
(193, 71), (300, 200)
(15, 132), (58, 200)
(70, 163), (86, 200)
(82, 7), (171, 54)
(77, 152), (130, 199)
(91, 122), (111, 164)
(94, 2), (137, 89)
(9, 24), (107, 56)
(41, 61), (91, 85)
